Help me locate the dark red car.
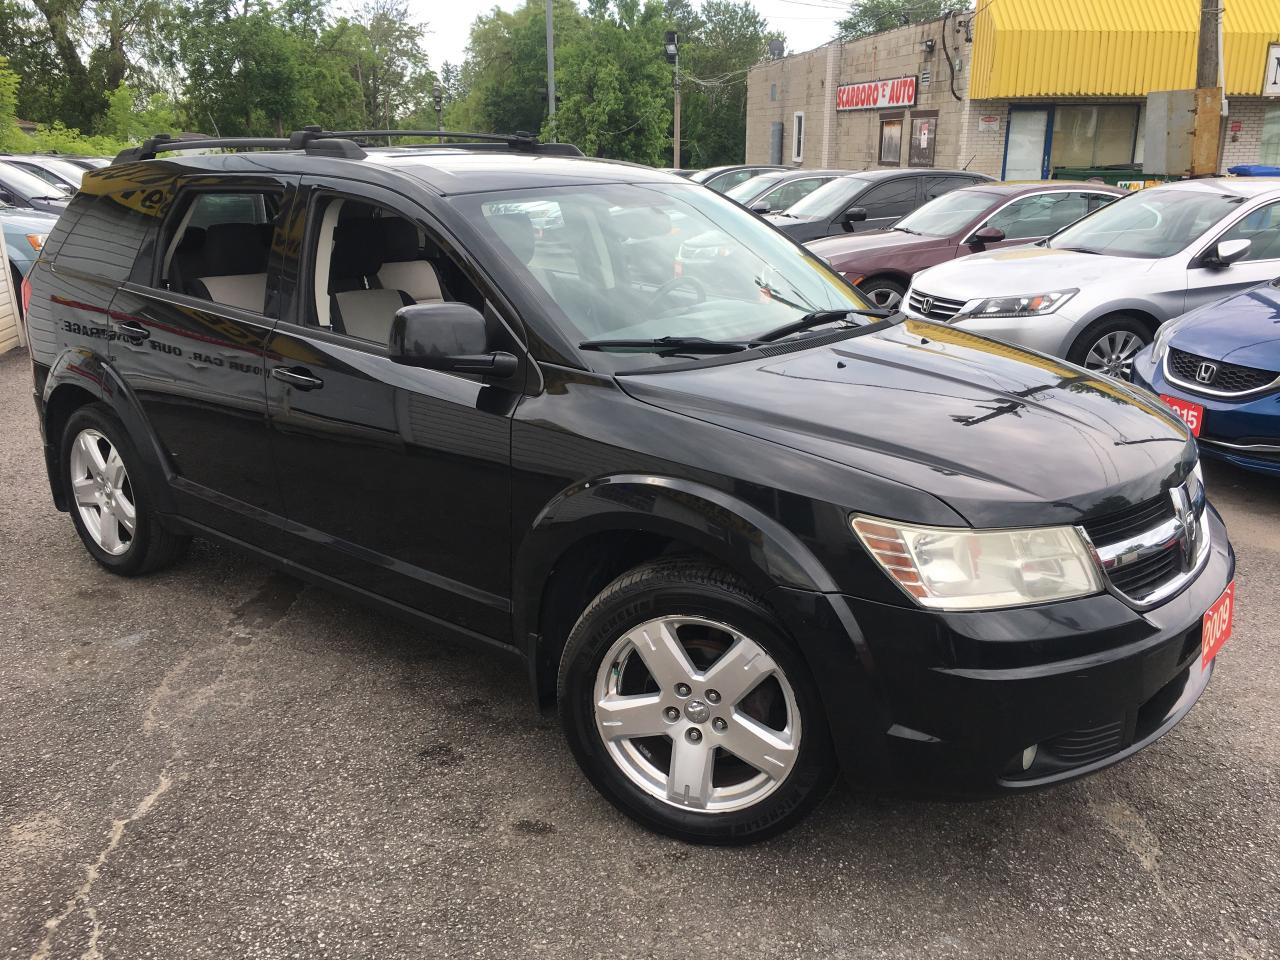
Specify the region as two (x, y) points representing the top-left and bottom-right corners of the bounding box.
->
(807, 181), (1124, 310)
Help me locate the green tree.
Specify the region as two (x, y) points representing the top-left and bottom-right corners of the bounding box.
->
(102, 81), (178, 141)
(837, 0), (969, 41)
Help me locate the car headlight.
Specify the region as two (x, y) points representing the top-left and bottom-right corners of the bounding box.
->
(1150, 321), (1177, 364)
(851, 515), (1103, 610)
(26, 233), (47, 251)
(966, 289), (1077, 319)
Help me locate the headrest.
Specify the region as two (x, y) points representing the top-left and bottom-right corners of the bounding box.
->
(488, 212), (535, 265)
(381, 219), (422, 263)
(202, 223), (268, 277)
(332, 219), (385, 278)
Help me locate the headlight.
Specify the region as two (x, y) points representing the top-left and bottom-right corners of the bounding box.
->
(26, 233), (47, 251)
(852, 515), (1103, 610)
(1151, 321), (1176, 364)
(966, 289), (1077, 319)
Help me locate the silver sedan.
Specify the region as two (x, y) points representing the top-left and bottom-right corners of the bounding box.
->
(901, 178), (1280, 378)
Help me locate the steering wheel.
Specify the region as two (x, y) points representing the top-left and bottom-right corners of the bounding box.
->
(647, 275), (707, 313)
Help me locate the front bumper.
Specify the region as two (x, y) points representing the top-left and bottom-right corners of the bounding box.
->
(1133, 349), (1280, 477)
(774, 505), (1234, 794)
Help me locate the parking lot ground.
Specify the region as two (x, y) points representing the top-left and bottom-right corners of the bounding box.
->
(0, 346), (1277, 960)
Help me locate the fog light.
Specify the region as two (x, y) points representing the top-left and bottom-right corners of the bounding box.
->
(1021, 744), (1038, 771)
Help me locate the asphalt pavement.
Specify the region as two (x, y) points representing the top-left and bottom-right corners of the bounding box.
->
(1, 346), (1276, 959)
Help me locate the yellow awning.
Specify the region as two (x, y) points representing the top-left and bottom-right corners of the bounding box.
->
(970, 0), (1280, 99)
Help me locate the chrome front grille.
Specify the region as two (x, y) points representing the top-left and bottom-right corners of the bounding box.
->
(1165, 347), (1279, 397)
(1079, 481), (1208, 609)
(906, 288), (966, 322)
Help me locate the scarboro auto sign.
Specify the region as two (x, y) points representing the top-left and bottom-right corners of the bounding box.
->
(836, 76), (917, 111)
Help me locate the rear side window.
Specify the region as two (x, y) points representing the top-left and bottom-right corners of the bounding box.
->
(51, 192), (155, 282)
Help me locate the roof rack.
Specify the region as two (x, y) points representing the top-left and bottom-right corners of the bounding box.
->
(111, 130), (366, 165)
(323, 129), (585, 157)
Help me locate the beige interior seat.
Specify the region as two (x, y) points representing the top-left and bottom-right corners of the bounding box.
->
(377, 219), (444, 304)
(328, 219), (412, 344)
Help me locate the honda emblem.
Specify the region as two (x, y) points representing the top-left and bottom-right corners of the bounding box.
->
(920, 296), (934, 314)
(1195, 361), (1218, 384)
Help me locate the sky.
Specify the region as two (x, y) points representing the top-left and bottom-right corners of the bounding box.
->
(406, 0), (846, 70)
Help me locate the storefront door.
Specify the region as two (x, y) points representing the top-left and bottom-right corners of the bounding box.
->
(1004, 109), (1049, 180)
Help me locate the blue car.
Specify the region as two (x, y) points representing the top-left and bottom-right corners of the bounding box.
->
(1132, 277), (1280, 476)
(1, 200), (58, 315)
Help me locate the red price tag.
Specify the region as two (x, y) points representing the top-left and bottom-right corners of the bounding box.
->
(1160, 394), (1204, 437)
(1202, 581), (1235, 670)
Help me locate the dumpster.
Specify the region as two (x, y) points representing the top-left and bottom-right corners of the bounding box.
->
(1051, 164), (1176, 190)
(1228, 164), (1280, 177)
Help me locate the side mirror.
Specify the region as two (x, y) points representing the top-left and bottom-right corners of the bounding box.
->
(1208, 238), (1251, 267)
(389, 302), (519, 379)
(750, 201), (771, 214)
(969, 225), (1006, 244)
(842, 207), (868, 225)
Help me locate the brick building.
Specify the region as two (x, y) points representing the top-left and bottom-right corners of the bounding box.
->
(746, 0), (1280, 181)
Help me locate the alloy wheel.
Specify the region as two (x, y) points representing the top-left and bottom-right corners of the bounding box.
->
(1084, 330), (1144, 380)
(69, 428), (137, 556)
(593, 615), (801, 813)
(863, 287), (902, 310)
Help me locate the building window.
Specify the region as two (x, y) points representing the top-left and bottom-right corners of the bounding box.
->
(770, 83), (777, 102)
(792, 112), (804, 162)
(1051, 105), (1142, 169)
(1263, 106), (1280, 166)
(909, 112), (938, 167)
(879, 115), (903, 166)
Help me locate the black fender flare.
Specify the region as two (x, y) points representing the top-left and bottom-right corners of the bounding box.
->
(41, 347), (177, 515)
(514, 473), (842, 669)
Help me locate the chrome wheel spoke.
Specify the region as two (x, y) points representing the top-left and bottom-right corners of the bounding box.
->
(627, 619), (698, 690)
(700, 635), (777, 706)
(595, 693), (666, 740)
(115, 493), (137, 535)
(77, 432), (108, 479)
(72, 477), (98, 508)
(666, 739), (715, 808)
(104, 448), (127, 489)
(719, 712), (797, 780)
(869, 288), (901, 309)
(97, 507), (122, 553)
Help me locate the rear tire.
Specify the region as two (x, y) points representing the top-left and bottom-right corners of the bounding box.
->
(60, 404), (190, 576)
(557, 559), (836, 844)
(1068, 314), (1151, 380)
(858, 277), (906, 311)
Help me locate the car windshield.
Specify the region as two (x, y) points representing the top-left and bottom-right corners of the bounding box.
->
(784, 176), (869, 219)
(0, 161), (69, 198)
(39, 158), (85, 187)
(894, 189), (999, 237)
(1047, 188), (1245, 258)
(725, 173), (785, 203)
(459, 182), (870, 368)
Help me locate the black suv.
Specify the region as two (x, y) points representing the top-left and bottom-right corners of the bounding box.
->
(26, 130), (1235, 844)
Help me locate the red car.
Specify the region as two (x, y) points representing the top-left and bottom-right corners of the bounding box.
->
(808, 181), (1124, 310)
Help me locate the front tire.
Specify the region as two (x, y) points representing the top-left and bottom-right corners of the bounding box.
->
(557, 559), (836, 844)
(1068, 314), (1151, 380)
(858, 277), (906, 311)
(61, 404), (190, 576)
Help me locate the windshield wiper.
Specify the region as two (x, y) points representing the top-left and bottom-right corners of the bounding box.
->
(770, 211), (795, 218)
(578, 335), (750, 355)
(751, 308), (891, 345)
(1053, 246), (1101, 254)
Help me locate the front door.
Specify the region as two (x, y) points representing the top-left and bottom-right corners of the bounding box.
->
(264, 179), (518, 641)
(1004, 109), (1050, 180)
(107, 174), (297, 546)
(1184, 200), (1280, 314)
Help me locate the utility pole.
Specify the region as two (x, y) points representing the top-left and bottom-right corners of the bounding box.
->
(432, 84), (443, 143)
(545, 0), (557, 141)
(665, 31), (680, 168)
(1191, 0), (1223, 176)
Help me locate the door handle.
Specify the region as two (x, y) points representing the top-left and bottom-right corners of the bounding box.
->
(271, 366), (324, 390)
(114, 320), (150, 340)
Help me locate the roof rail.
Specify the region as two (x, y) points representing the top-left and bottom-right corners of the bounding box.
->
(111, 131), (366, 165)
(321, 129), (585, 157)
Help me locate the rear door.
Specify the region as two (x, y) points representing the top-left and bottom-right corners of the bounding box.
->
(263, 177), (520, 640)
(107, 171), (297, 546)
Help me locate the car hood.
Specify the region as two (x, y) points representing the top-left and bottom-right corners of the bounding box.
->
(0, 207), (58, 232)
(911, 246), (1154, 300)
(808, 229), (947, 265)
(1168, 280), (1280, 369)
(618, 320), (1193, 527)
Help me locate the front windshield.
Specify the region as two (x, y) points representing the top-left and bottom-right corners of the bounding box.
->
(41, 158), (85, 187)
(459, 182), (869, 367)
(0, 162), (69, 198)
(1048, 188), (1245, 258)
(895, 189), (997, 236)
(784, 176), (868, 219)
(726, 173), (784, 202)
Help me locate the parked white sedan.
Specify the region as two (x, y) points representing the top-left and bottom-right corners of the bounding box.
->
(902, 178), (1280, 378)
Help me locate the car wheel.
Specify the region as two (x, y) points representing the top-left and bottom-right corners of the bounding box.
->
(858, 278), (905, 311)
(61, 404), (190, 576)
(1069, 315), (1151, 380)
(557, 558), (836, 844)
